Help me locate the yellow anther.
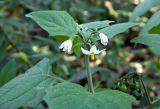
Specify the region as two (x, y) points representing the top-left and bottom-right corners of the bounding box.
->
(90, 53), (95, 61)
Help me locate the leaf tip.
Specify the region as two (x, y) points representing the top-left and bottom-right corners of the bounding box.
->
(25, 13), (32, 18)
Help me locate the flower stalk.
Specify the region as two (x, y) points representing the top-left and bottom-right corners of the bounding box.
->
(85, 55), (94, 93)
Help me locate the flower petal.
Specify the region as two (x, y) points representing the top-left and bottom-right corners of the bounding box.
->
(81, 47), (90, 55)
(67, 43), (72, 54)
(90, 45), (97, 53)
(62, 46), (68, 52)
(59, 39), (73, 54)
(59, 43), (64, 49)
(94, 49), (105, 54)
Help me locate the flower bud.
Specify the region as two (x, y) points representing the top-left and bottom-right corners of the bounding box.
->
(99, 33), (108, 46)
(59, 39), (72, 54)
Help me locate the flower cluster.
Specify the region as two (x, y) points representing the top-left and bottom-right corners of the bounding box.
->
(59, 32), (108, 60)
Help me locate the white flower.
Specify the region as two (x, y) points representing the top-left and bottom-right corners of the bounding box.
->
(59, 39), (72, 54)
(99, 33), (108, 46)
(81, 45), (105, 60)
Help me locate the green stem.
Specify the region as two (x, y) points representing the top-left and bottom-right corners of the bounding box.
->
(85, 55), (94, 93)
(139, 75), (151, 105)
(85, 31), (98, 43)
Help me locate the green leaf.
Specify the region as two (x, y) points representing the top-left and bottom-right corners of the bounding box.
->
(54, 35), (69, 43)
(0, 58), (62, 109)
(129, 0), (160, 21)
(72, 36), (83, 57)
(79, 20), (113, 29)
(34, 103), (45, 109)
(26, 11), (78, 37)
(149, 24), (160, 34)
(148, 95), (160, 109)
(0, 59), (16, 87)
(44, 82), (135, 109)
(148, 98), (160, 109)
(131, 35), (160, 56)
(77, 25), (91, 41)
(99, 23), (137, 39)
(140, 12), (160, 35)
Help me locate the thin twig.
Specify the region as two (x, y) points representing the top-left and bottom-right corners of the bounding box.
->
(85, 31), (98, 43)
(139, 75), (152, 105)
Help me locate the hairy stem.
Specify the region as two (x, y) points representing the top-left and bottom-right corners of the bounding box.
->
(85, 55), (94, 93)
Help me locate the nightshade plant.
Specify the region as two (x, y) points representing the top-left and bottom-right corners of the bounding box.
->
(0, 11), (138, 109)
